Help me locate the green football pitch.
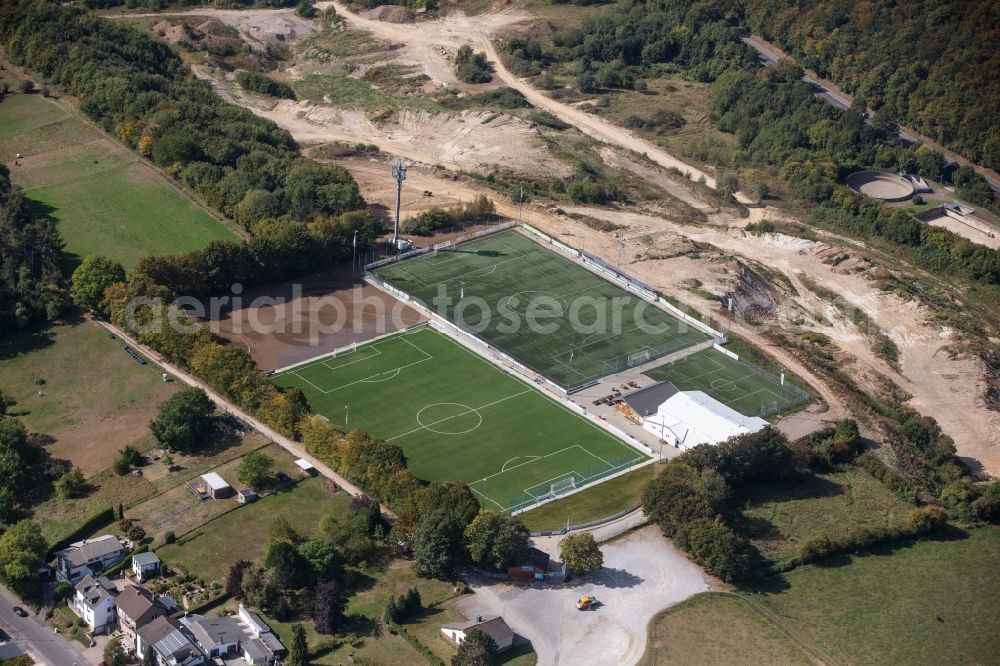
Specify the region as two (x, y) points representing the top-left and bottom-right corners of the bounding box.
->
(644, 347), (810, 417)
(271, 327), (649, 512)
(374, 230), (709, 390)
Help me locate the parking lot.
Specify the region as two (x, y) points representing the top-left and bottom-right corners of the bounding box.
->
(469, 525), (711, 666)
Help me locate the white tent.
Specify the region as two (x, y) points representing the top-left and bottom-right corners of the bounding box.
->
(642, 390), (768, 449)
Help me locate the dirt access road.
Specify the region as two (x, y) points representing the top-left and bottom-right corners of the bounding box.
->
(321, 1), (718, 188)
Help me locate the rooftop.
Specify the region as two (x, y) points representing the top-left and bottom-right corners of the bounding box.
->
(183, 615), (243, 649)
(57, 535), (126, 568)
(200, 472), (230, 491)
(442, 615), (514, 645)
(75, 575), (117, 608)
(621, 381), (679, 418)
(132, 552), (161, 568)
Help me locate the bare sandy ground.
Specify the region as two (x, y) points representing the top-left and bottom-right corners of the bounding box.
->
(558, 204), (1000, 475)
(322, 0), (720, 189)
(470, 525), (711, 666)
(200, 267), (424, 372)
(250, 100), (569, 175)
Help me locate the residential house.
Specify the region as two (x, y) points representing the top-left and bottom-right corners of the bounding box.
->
(116, 584), (171, 652)
(132, 552), (162, 582)
(181, 615), (241, 660)
(70, 575), (118, 634)
(55, 535), (128, 583)
(441, 615), (515, 652)
(137, 615), (205, 666)
(236, 605), (287, 665)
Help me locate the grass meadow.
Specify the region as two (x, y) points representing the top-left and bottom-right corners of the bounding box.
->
(0, 93), (236, 269)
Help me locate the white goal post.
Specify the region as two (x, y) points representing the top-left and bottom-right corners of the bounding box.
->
(627, 349), (651, 367)
(550, 477), (576, 497)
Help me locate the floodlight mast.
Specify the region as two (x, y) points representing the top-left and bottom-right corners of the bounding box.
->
(392, 158), (407, 251)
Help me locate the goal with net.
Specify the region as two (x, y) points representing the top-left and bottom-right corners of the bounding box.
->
(550, 477), (576, 498)
(627, 349), (651, 367)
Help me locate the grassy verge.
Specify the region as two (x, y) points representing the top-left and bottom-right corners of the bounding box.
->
(519, 464), (657, 532)
(643, 593), (810, 665)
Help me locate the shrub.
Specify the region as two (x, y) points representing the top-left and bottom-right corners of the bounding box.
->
(235, 71), (296, 99)
(902, 505), (948, 534)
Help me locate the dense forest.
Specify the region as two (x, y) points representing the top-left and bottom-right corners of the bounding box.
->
(0, 165), (68, 334)
(744, 0), (1000, 174)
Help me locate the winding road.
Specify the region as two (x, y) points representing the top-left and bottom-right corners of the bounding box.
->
(322, 1), (718, 188)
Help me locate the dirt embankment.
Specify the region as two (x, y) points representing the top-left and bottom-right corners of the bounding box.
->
(557, 204), (1000, 475)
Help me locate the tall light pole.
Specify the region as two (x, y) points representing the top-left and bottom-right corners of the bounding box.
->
(344, 405), (349, 431)
(352, 229), (358, 275)
(615, 231), (624, 269)
(392, 158), (407, 251)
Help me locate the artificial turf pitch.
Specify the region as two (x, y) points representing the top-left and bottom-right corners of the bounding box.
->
(271, 327), (648, 512)
(374, 230), (708, 390)
(643, 347), (809, 417)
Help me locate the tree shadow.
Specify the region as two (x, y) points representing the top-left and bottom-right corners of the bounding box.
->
(0, 325), (56, 362)
(503, 637), (534, 663)
(738, 472), (845, 508)
(590, 567), (643, 589)
(343, 569), (377, 597)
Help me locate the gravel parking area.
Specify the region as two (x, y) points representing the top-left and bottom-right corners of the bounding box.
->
(470, 525), (710, 665)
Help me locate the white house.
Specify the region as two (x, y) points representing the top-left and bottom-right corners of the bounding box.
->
(70, 575), (118, 634)
(55, 535), (128, 583)
(131, 552), (161, 582)
(441, 615), (515, 652)
(237, 605), (287, 665)
(181, 615), (241, 660)
(620, 382), (768, 449)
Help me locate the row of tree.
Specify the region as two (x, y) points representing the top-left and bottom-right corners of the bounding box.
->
(0, 164), (68, 334)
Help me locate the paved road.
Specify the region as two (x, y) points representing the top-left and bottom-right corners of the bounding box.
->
(0, 585), (87, 666)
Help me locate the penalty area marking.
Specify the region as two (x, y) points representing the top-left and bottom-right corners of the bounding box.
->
(501, 455), (540, 472)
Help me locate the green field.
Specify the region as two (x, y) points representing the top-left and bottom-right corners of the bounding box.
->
(375, 230), (708, 389)
(0, 93), (237, 269)
(644, 346), (809, 417)
(736, 468), (912, 564)
(645, 528), (1000, 664)
(272, 327), (649, 512)
(156, 476), (351, 583)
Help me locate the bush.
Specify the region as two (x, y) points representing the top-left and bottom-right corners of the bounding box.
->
(164, 531), (176, 545)
(235, 71), (296, 99)
(902, 505), (948, 534)
(454, 45), (493, 84)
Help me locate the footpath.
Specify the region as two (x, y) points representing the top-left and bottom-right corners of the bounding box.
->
(90, 316), (396, 519)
